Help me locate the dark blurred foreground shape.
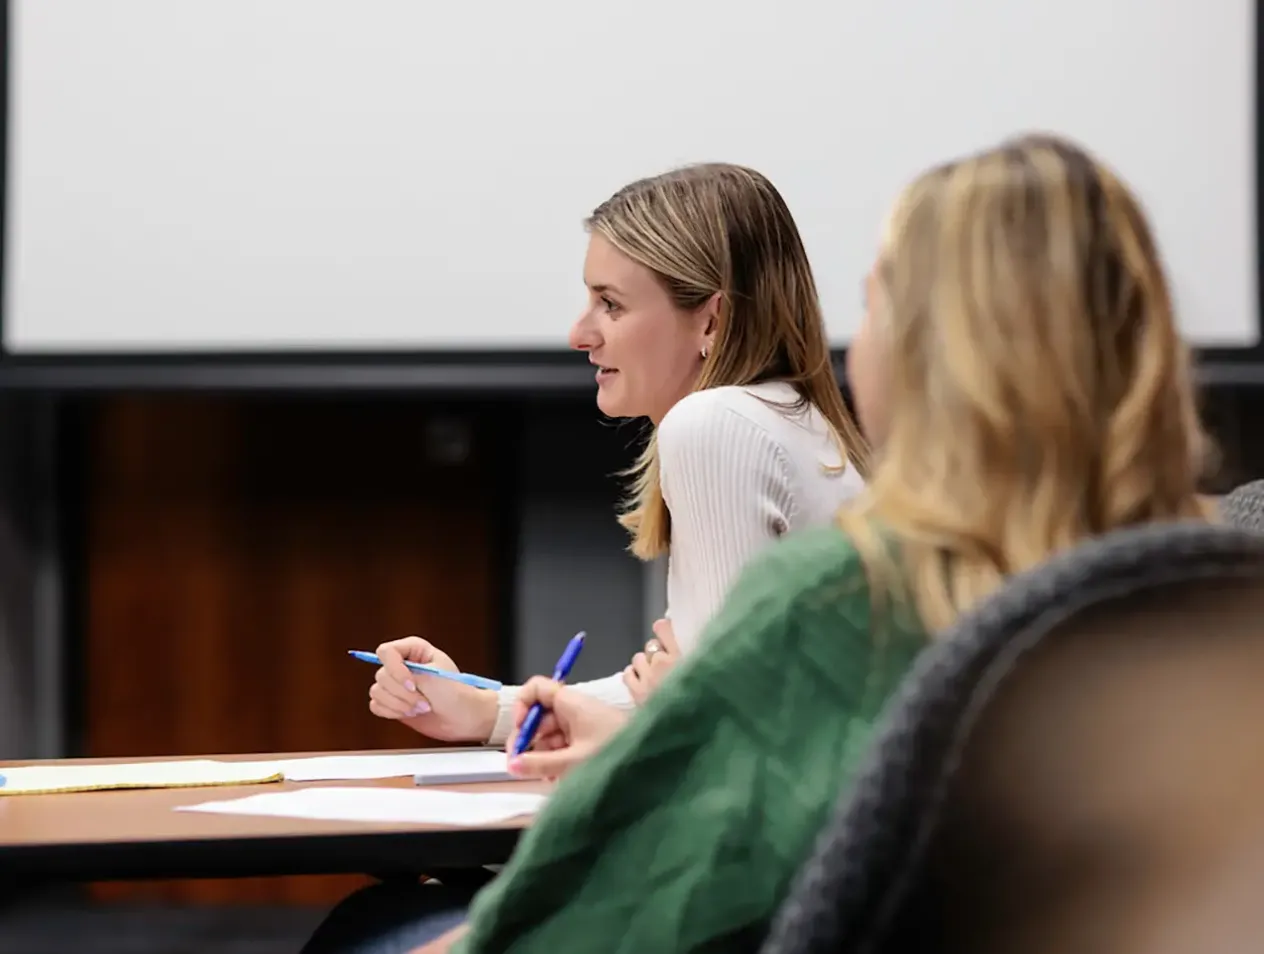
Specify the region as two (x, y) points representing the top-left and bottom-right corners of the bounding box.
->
(763, 521), (1264, 954)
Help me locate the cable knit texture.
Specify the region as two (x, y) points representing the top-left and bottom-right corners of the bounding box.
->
(1220, 480), (1264, 532)
(454, 524), (925, 954)
(486, 381), (864, 745)
(759, 521), (1264, 954)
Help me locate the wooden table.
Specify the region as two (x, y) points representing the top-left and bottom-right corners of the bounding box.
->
(0, 751), (549, 884)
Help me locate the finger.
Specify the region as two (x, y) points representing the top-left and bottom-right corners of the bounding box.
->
(652, 618), (680, 654)
(510, 709), (560, 744)
(504, 704), (561, 751)
(369, 696), (427, 722)
(369, 685), (413, 720)
(533, 730), (567, 751)
(370, 682), (411, 717)
(510, 696), (563, 731)
(515, 676), (563, 711)
(630, 652), (650, 681)
(505, 723), (565, 758)
(629, 669), (646, 700)
(372, 681), (427, 718)
(376, 637), (440, 694)
(374, 665), (427, 711)
(378, 635), (442, 665)
(625, 665), (648, 704)
(507, 747), (582, 780)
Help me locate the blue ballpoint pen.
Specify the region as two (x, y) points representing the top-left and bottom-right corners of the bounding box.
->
(512, 631), (586, 756)
(348, 650), (504, 692)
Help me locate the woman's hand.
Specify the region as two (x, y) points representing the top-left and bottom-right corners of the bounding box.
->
(622, 618), (679, 705)
(505, 677), (629, 781)
(368, 636), (498, 743)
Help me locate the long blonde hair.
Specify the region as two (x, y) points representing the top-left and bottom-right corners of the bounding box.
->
(839, 134), (1214, 631)
(587, 163), (870, 560)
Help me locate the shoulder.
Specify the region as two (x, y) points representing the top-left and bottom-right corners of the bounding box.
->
(657, 385), (780, 448)
(683, 524), (923, 738)
(686, 524), (872, 658)
(722, 524), (870, 617)
(657, 384), (807, 474)
(701, 522), (923, 652)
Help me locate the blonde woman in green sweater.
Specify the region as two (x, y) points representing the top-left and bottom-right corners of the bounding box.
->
(311, 134), (1215, 954)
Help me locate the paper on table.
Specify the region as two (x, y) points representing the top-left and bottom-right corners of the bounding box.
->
(233, 750), (514, 784)
(0, 760), (283, 796)
(178, 786), (546, 826)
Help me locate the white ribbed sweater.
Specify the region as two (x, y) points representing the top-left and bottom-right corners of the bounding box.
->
(486, 381), (865, 745)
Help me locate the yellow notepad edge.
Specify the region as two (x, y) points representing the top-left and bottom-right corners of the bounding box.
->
(0, 771), (284, 797)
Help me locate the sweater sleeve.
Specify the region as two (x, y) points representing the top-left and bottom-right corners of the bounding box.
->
(486, 674), (634, 747)
(454, 526), (924, 954)
(657, 392), (795, 646)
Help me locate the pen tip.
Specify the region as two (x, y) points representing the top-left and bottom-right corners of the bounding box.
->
(575, 631), (587, 640)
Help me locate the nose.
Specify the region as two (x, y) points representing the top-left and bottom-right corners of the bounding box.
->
(569, 309), (600, 352)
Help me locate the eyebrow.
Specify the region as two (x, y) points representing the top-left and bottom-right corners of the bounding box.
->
(586, 282), (624, 296)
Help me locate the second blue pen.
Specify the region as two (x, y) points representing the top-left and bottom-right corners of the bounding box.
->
(512, 631), (586, 756)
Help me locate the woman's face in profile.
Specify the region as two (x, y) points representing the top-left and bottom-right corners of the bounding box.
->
(847, 266), (889, 446)
(568, 234), (711, 423)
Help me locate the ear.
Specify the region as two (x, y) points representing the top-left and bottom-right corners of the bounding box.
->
(697, 291), (722, 352)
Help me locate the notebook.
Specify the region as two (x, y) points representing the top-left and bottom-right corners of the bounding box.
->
(0, 759), (283, 796)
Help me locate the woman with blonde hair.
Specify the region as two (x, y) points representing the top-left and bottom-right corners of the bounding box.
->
(305, 134), (1213, 954)
(362, 163), (868, 748)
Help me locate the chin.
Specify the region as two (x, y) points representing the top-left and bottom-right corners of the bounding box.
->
(595, 386), (638, 420)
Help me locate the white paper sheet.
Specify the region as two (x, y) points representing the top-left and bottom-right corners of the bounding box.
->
(0, 760), (282, 796)
(177, 786), (545, 826)
(253, 750), (513, 784)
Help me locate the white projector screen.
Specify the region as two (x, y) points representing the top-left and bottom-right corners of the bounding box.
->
(3, 0), (1256, 353)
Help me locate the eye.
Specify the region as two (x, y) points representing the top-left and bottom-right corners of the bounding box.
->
(600, 295), (622, 315)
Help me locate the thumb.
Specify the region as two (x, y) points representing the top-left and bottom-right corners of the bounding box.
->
(379, 636), (440, 665)
(376, 637), (435, 691)
(652, 618), (680, 654)
(508, 747), (577, 780)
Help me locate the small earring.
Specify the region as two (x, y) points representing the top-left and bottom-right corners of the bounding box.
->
(700, 346), (709, 360)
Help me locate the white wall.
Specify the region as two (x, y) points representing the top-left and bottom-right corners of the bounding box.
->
(5, 0), (1257, 352)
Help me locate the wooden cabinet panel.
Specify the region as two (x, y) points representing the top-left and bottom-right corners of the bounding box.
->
(79, 396), (509, 905)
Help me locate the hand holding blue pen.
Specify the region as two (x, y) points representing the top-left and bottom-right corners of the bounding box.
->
(359, 636), (509, 742)
(349, 650), (503, 692)
(513, 631), (586, 756)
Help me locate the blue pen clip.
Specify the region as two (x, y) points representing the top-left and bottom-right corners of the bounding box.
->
(348, 650), (503, 692)
(0, 774), (5, 787)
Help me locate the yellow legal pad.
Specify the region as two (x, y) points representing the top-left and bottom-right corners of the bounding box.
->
(0, 759), (284, 796)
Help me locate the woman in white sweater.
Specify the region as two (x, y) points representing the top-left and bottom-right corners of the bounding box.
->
(365, 163), (868, 747)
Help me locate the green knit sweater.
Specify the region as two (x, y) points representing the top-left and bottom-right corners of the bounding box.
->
(453, 524), (926, 954)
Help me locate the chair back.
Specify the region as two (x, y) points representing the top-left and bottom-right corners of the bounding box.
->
(1220, 479), (1264, 531)
(761, 522), (1264, 954)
